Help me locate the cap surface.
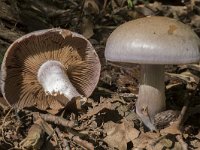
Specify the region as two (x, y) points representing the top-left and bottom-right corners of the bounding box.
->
(1, 28), (101, 111)
(105, 16), (200, 64)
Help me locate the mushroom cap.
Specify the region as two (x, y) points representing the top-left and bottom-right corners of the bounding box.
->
(1, 28), (101, 111)
(105, 16), (200, 64)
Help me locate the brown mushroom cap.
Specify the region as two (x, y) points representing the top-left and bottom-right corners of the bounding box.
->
(1, 28), (101, 111)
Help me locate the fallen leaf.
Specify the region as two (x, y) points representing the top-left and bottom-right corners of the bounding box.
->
(103, 119), (140, 150)
(187, 64), (200, 72)
(191, 139), (200, 149)
(19, 119), (45, 150)
(166, 71), (199, 90)
(160, 123), (181, 135)
(80, 100), (112, 120)
(190, 15), (200, 28)
(153, 138), (173, 150)
(131, 131), (160, 149)
(81, 17), (94, 39)
(84, 0), (99, 14)
(0, 96), (9, 111)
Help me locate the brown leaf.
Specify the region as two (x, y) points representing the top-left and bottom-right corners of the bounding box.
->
(81, 17), (94, 39)
(152, 138), (173, 150)
(103, 119), (140, 150)
(190, 15), (200, 28)
(0, 96), (10, 111)
(160, 123), (181, 135)
(187, 64), (200, 72)
(19, 119), (45, 150)
(84, 0), (99, 14)
(80, 99), (112, 120)
(190, 132), (200, 149)
(132, 132), (160, 149)
(166, 71), (199, 90)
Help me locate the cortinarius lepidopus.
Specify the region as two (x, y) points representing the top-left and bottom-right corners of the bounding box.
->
(105, 16), (200, 130)
(1, 28), (101, 113)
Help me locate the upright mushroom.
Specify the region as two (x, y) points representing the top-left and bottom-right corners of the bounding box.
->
(1, 28), (101, 113)
(105, 16), (200, 130)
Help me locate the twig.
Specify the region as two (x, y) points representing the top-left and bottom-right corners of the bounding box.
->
(68, 134), (94, 150)
(33, 113), (76, 128)
(55, 127), (70, 150)
(72, 136), (94, 150)
(175, 98), (189, 128)
(102, 0), (109, 11)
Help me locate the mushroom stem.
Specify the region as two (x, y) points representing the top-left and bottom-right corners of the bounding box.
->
(37, 60), (81, 102)
(136, 64), (166, 130)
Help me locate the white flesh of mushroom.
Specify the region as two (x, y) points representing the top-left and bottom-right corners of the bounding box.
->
(37, 60), (81, 101)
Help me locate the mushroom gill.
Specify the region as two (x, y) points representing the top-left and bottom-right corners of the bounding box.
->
(1, 29), (101, 112)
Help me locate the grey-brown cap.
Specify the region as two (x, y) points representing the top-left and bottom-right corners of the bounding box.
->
(1, 28), (101, 111)
(105, 16), (200, 64)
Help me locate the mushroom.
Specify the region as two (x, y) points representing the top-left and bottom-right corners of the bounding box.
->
(105, 16), (200, 130)
(1, 28), (101, 113)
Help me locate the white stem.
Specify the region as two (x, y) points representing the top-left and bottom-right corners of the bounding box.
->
(136, 64), (166, 130)
(37, 60), (81, 103)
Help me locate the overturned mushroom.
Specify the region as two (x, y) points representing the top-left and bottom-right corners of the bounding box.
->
(1, 28), (101, 112)
(105, 16), (200, 130)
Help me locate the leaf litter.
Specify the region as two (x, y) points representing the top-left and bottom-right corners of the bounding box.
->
(0, 0), (200, 149)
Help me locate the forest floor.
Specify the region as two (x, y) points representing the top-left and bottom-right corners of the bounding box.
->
(0, 0), (200, 149)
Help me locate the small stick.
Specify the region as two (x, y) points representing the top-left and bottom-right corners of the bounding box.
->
(55, 128), (70, 150)
(33, 113), (76, 128)
(70, 135), (94, 150)
(175, 98), (189, 129)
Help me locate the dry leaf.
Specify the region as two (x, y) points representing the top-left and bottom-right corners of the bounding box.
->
(80, 100), (112, 120)
(190, 15), (200, 27)
(0, 96), (9, 110)
(134, 4), (155, 16)
(103, 119), (140, 150)
(160, 123), (181, 135)
(131, 131), (160, 149)
(187, 64), (200, 72)
(166, 83), (182, 90)
(166, 71), (199, 90)
(81, 17), (94, 39)
(84, 0), (99, 14)
(190, 132), (200, 149)
(19, 119), (45, 150)
(153, 138), (173, 150)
